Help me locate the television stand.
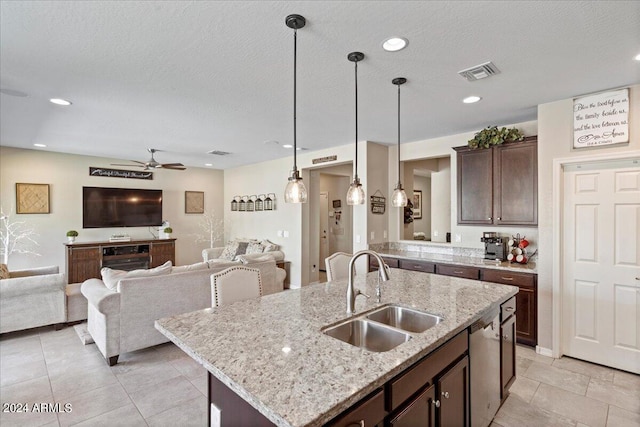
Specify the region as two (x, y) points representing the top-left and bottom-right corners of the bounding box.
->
(64, 238), (176, 284)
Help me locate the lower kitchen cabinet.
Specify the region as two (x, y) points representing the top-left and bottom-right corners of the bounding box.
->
(438, 356), (470, 427)
(326, 388), (386, 427)
(389, 384), (437, 427)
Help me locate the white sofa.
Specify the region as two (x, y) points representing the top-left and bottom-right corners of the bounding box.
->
(202, 238), (285, 263)
(0, 266), (66, 334)
(82, 259), (285, 365)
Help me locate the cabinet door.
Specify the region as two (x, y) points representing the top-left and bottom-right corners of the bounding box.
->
(438, 356), (470, 427)
(456, 148), (493, 225)
(493, 140), (538, 226)
(501, 315), (517, 399)
(325, 388), (386, 427)
(398, 259), (436, 273)
(67, 246), (101, 283)
(435, 264), (480, 280)
(150, 241), (175, 267)
(389, 384), (436, 427)
(515, 287), (537, 346)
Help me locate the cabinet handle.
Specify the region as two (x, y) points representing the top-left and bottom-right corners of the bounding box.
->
(488, 217), (492, 220)
(501, 277), (514, 281)
(505, 307), (514, 312)
(432, 399), (441, 408)
(346, 421), (365, 427)
(453, 270), (464, 274)
(442, 391), (450, 399)
(497, 217), (501, 220)
(503, 334), (509, 340)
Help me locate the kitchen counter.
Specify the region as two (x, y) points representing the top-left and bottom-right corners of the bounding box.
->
(375, 249), (537, 273)
(155, 269), (518, 426)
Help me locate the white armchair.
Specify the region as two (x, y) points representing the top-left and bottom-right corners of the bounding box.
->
(0, 266), (66, 333)
(211, 266), (262, 307)
(325, 252), (352, 281)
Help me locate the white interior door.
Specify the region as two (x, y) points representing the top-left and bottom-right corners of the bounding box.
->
(562, 160), (640, 373)
(319, 192), (329, 271)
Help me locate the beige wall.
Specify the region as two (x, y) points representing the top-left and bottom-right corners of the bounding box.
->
(0, 147), (224, 271)
(537, 84), (640, 351)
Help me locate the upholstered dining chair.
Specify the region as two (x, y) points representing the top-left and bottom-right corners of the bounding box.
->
(211, 265), (263, 307)
(324, 252), (353, 282)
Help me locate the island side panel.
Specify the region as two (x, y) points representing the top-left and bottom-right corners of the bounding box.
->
(209, 374), (275, 427)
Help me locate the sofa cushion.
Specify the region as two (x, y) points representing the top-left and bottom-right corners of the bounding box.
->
(246, 242), (264, 255)
(238, 254), (274, 264)
(101, 261), (173, 291)
(207, 259), (240, 269)
(261, 239), (279, 252)
(0, 264), (9, 280)
(172, 262), (209, 274)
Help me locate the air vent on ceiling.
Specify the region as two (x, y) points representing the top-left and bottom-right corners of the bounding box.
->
(207, 150), (231, 156)
(458, 61), (500, 82)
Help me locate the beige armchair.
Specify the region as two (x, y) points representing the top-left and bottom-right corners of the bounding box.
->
(0, 266), (66, 333)
(325, 252), (352, 281)
(211, 266), (263, 307)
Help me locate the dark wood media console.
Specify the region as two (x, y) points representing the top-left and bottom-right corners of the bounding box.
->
(64, 238), (176, 284)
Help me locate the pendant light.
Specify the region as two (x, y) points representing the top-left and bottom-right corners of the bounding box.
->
(391, 77), (408, 207)
(284, 14), (308, 203)
(346, 52), (366, 205)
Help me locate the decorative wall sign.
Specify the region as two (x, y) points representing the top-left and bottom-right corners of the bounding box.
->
(370, 191), (386, 215)
(413, 190), (422, 219)
(312, 155), (337, 165)
(573, 88), (629, 149)
(16, 183), (50, 214)
(89, 167), (153, 180)
(232, 194), (276, 211)
(332, 200), (341, 209)
(185, 191), (204, 214)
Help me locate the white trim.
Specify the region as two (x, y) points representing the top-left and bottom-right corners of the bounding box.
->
(551, 150), (638, 360)
(535, 345), (554, 358)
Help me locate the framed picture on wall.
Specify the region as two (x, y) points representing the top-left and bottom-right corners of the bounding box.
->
(413, 190), (422, 219)
(185, 191), (204, 214)
(16, 183), (50, 214)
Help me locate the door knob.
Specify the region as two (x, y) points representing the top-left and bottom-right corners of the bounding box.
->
(442, 391), (450, 399)
(432, 399), (441, 408)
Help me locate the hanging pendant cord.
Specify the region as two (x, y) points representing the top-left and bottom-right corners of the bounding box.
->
(354, 60), (359, 180)
(293, 27), (298, 173)
(397, 83), (401, 184)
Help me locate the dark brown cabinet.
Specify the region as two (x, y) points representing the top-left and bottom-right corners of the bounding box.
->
(482, 269), (537, 347)
(326, 388), (386, 427)
(438, 356), (470, 427)
(66, 246), (101, 284)
(65, 239), (176, 283)
(455, 137), (538, 226)
(398, 259), (436, 273)
(369, 255), (400, 271)
(389, 384), (437, 427)
(435, 264), (480, 280)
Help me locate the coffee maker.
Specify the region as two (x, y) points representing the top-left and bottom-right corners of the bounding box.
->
(481, 232), (507, 261)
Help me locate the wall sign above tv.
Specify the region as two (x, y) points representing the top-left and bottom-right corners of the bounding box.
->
(90, 167), (153, 180)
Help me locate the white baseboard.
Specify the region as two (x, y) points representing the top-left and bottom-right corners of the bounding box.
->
(536, 345), (553, 358)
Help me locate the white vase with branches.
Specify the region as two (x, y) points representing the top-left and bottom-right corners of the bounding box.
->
(193, 210), (225, 249)
(0, 206), (40, 266)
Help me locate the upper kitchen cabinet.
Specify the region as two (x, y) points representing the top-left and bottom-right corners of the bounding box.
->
(454, 137), (538, 226)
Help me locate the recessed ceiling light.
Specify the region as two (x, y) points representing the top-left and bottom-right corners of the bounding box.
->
(282, 144), (293, 149)
(204, 163), (213, 167)
(635, 53), (640, 61)
(33, 143), (47, 148)
(382, 37), (408, 52)
(49, 98), (72, 106)
(463, 96), (482, 104)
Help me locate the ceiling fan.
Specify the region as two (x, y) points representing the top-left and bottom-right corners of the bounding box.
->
(112, 148), (186, 170)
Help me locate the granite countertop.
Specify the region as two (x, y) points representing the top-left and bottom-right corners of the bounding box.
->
(376, 249), (538, 273)
(155, 269), (518, 427)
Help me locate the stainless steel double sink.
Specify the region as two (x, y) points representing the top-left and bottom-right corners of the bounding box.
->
(322, 305), (443, 352)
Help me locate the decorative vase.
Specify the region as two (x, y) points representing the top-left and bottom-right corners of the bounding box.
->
(68, 236), (76, 243)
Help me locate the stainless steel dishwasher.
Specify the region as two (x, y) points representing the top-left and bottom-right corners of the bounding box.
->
(470, 308), (501, 427)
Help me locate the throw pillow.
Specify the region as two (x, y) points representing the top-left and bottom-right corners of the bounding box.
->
(236, 241), (249, 256)
(207, 259), (241, 269)
(101, 261), (173, 291)
(261, 239), (279, 252)
(0, 263), (9, 280)
(172, 262), (209, 274)
(245, 242), (264, 255)
(219, 241), (240, 260)
(238, 254), (274, 264)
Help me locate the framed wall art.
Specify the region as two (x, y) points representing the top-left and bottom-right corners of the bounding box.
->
(412, 190), (422, 219)
(573, 88), (629, 149)
(16, 183), (50, 214)
(185, 191), (204, 214)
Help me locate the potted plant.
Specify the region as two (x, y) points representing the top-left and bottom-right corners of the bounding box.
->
(66, 230), (79, 243)
(163, 227), (173, 238)
(468, 126), (524, 149)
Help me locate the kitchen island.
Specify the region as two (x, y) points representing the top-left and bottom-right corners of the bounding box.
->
(155, 268), (517, 426)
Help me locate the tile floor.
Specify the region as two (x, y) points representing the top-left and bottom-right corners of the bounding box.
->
(1, 325), (638, 427)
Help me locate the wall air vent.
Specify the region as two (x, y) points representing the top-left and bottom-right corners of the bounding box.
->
(207, 150), (231, 156)
(458, 61), (501, 82)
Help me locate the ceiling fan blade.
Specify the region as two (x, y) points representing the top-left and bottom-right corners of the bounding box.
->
(111, 163), (146, 168)
(161, 164), (186, 170)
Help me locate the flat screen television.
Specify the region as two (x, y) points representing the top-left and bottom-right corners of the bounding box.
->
(83, 187), (163, 228)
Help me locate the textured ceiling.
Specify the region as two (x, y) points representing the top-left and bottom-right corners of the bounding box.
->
(1, 1), (639, 170)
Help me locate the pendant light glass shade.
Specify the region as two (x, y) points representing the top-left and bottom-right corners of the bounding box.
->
(284, 14), (307, 203)
(346, 52), (365, 205)
(392, 77), (408, 208)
